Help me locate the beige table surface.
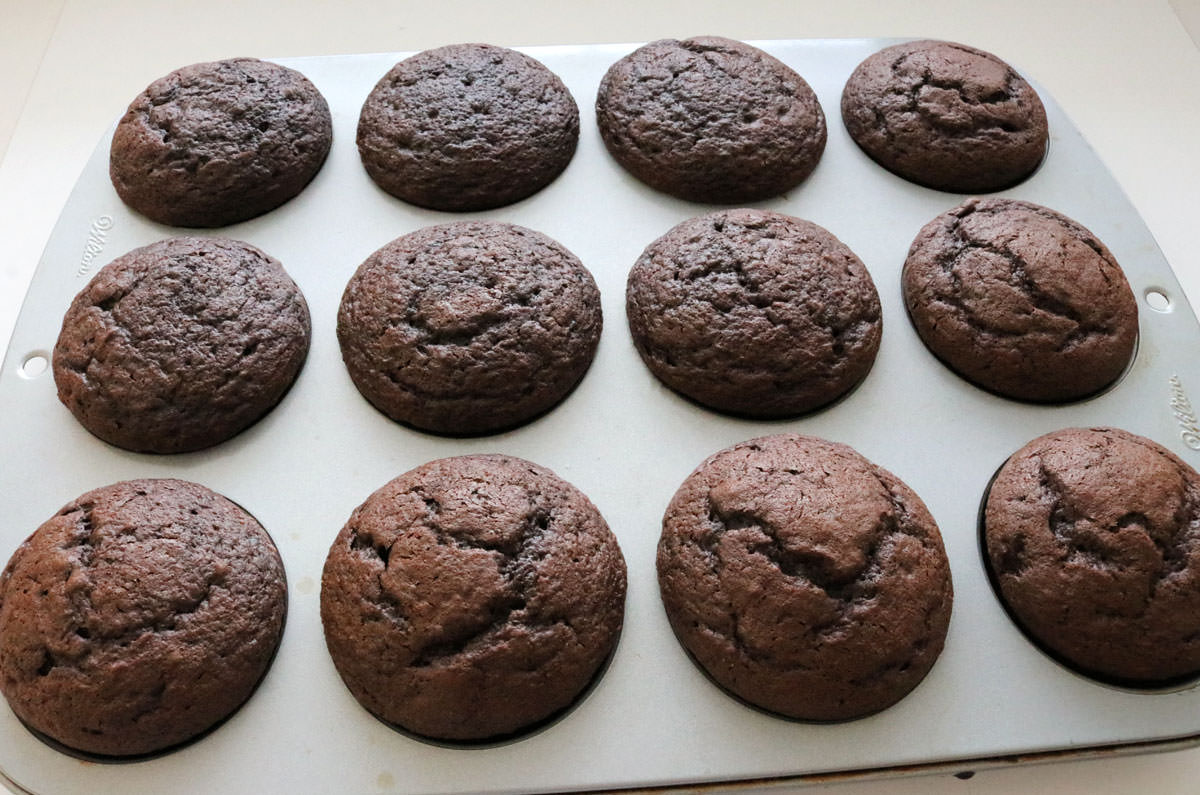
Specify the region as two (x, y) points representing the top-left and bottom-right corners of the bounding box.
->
(3, 1), (1200, 792)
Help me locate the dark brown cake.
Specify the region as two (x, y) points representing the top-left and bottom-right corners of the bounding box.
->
(595, 36), (826, 203)
(336, 221), (601, 435)
(625, 209), (881, 417)
(320, 454), (627, 741)
(902, 197), (1138, 402)
(840, 40), (1048, 193)
(657, 433), (953, 721)
(0, 479), (287, 757)
(983, 427), (1200, 685)
(357, 43), (579, 211)
(109, 58), (333, 227)
(52, 236), (311, 454)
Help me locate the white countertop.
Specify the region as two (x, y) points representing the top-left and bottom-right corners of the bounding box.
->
(3, 1), (1200, 793)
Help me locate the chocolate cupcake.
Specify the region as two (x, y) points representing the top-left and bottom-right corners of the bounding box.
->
(657, 433), (953, 721)
(320, 454), (626, 741)
(52, 237), (311, 454)
(337, 221), (601, 435)
(902, 197), (1138, 402)
(841, 40), (1048, 192)
(626, 209), (881, 417)
(0, 479), (287, 757)
(983, 427), (1200, 685)
(357, 43), (579, 211)
(109, 58), (332, 227)
(595, 36), (826, 203)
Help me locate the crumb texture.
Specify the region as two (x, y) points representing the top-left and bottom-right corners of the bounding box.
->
(357, 43), (579, 211)
(840, 40), (1047, 192)
(0, 479), (287, 756)
(657, 433), (952, 721)
(596, 36), (826, 203)
(320, 455), (626, 741)
(626, 209), (880, 417)
(337, 222), (601, 435)
(53, 236), (311, 453)
(902, 197), (1137, 401)
(985, 427), (1200, 684)
(109, 58), (332, 227)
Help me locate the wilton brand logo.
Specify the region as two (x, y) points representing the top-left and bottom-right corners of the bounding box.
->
(1169, 374), (1200, 451)
(77, 215), (114, 277)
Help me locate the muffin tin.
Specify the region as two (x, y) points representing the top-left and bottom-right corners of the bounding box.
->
(3, 39), (1200, 794)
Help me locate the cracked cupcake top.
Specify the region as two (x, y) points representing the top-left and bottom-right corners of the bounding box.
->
(52, 236), (311, 454)
(109, 58), (332, 227)
(357, 43), (579, 211)
(902, 198), (1137, 402)
(657, 433), (952, 721)
(320, 454), (626, 741)
(336, 221), (602, 436)
(625, 209), (881, 418)
(984, 427), (1200, 685)
(0, 479), (287, 756)
(595, 36), (826, 203)
(840, 40), (1047, 192)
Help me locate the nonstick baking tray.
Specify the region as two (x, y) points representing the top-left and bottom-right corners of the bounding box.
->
(3, 39), (1200, 794)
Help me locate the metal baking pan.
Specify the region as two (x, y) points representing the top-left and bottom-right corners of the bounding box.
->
(3, 39), (1200, 794)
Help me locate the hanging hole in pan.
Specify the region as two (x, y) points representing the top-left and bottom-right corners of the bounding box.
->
(1145, 287), (1172, 313)
(18, 351), (49, 379)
